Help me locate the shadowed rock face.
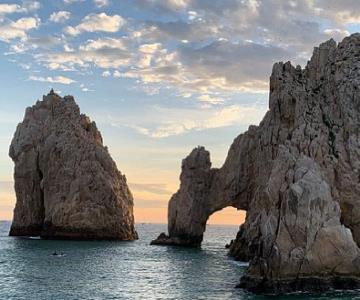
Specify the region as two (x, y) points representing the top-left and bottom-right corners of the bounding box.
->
(152, 33), (360, 293)
(9, 90), (138, 240)
(151, 146), (246, 247)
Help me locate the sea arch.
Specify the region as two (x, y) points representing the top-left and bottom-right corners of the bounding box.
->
(151, 146), (252, 247)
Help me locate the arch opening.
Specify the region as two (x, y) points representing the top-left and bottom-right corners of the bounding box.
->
(203, 207), (247, 253)
(207, 207), (246, 226)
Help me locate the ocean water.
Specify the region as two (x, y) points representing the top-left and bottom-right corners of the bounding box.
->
(0, 221), (359, 300)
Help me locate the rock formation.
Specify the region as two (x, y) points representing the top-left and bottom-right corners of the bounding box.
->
(152, 33), (360, 293)
(151, 146), (245, 246)
(9, 90), (138, 240)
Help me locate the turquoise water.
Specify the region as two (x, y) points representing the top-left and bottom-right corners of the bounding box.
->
(0, 221), (359, 299)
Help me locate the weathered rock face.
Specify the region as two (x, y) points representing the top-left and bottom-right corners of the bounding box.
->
(9, 90), (138, 240)
(152, 33), (360, 293)
(151, 146), (244, 246)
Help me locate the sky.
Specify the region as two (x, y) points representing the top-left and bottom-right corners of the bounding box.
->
(0, 0), (359, 225)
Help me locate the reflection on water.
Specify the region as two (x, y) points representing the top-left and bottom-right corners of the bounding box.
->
(0, 221), (247, 299)
(0, 221), (358, 299)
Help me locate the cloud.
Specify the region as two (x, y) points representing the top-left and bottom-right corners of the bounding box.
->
(5, 0), (357, 101)
(102, 70), (111, 77)
(7, 35), (62, 53)
(198, 94), (224, 105)
(134, 0), (191, 13)
(63, 0), (84, 4)
(133, 1), (348, 55)
(324, 28), (351, 40)
(29, 75), (75, 84)
(165, 0), (190, 10)
(0, 17), (40, 42)
(129, 182), (172, 195)
(35, 37), (132, 70)
(113, 70), (121, 77)
(120, 40), (287, 94)
(94, 0), (109, 8)
(0, 1), (41, 15)
(116, 1), (354, 95)
(80, 83), (93, 92)
(315, 0), (360, 24)
(128, 104), (267, 138)
(64, 13), (125, 36)
(0, 4), (22, 15)
(49, 11), (71, 23)
(22, 0), (41, 12)
(26, 36), (62, 48)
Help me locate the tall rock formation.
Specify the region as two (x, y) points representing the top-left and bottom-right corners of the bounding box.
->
(152, 33), (360, 292)
(9, 90), (138, 240)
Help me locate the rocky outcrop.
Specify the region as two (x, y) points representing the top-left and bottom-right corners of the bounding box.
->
(152, 33), (360, 293)
(9, 90), (138, 240)
(151, 146), (244, 246)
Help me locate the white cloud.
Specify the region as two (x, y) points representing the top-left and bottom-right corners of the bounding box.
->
(102, 70), (111, 77)
(138, 0), (191, 12)
(324, 28), (350, 40)
(64, 13), (125, 36)
(142, 85), (160, 95)
(7, 35), (62, 53)
(78, 37), (127, 51)
(315, 0), (360, 24)
(188, 10), (197, 21)
(36, 37), (132, 70)
(166, 0), (190, 10)
(9, 0), (360, 101)
(49, 11), (71, 23)
(0, 17), (40, 42)
(63, 0), (84, 4)
(128, 104), (267, 138)
(198, 94), (224, 105)
(113, 70), (121, 77)
(22, 0), (40, 12)
(8, 43), (29, 53)
(0, 1), (41, 14)
(120, 40), (283, 94)
(29, 75), (75, 85)
(94, 0), (109, 8)
(0, 4), (22, 14)
(80, 83), (93, 91)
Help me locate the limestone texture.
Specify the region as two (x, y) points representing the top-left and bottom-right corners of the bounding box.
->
(9, 90), (138, 240)
(152, 33), (360, 293)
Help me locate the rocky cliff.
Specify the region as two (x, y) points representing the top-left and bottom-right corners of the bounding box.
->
(152, 33), (360, 293)
(9, 90), (138, 240)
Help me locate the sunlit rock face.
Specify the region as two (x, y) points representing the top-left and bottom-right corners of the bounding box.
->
(9, 90), (138, 240)
(153, 33), (360, 293)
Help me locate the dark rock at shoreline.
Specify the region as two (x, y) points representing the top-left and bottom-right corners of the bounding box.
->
(238, 275), (360, 295)
(151, 232), (202, 247)
(225, 240), (233, 249)
(9, 91), (138, 241)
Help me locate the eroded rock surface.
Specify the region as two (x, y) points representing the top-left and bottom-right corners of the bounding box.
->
(152, 33), (360, 292)
(9, 90), (138, 240)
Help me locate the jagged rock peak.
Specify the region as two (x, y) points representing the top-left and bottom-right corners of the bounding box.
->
(182, 146), (211, 170)
(152, 33), (360, 293)
(9, 91), (138, 240)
